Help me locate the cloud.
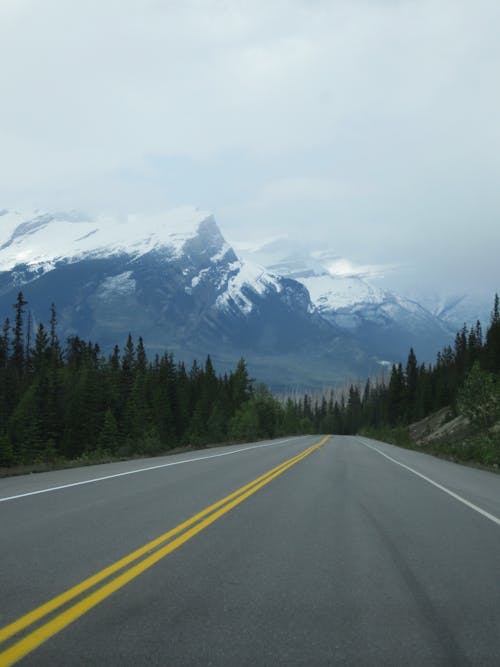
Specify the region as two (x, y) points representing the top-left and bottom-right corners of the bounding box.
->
(0, 0), (499, 296)
(323, 258), (394, 280)
(256, 177), (366, 205)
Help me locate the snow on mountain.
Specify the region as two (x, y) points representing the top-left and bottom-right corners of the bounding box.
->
(298, 273), (385, 311)
(235, 237), (393, 312)
(279, 245), (496, 336)
(97, 271), (136, 298)
(407, 291), (494, 330)
(0, 207), (473, 383)
(0, 207), (213, 272)
(1, 207), (369, 388)
(238, 238), (454, 361)
(291, 268), (442, 342)
(238, 239), (392, 312)
(215, 260), (282, 315)
(0, 207), (288, 319)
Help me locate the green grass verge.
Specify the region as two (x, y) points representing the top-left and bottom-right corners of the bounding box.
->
(359, 426), (500, 471)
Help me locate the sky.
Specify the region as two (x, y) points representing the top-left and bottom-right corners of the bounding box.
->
(0, 0), (499, 298)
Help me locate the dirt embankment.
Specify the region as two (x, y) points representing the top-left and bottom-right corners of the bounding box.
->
(409, 407), (472, 445)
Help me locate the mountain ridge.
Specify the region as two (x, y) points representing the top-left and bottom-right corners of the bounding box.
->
(0, 207), (459, 387)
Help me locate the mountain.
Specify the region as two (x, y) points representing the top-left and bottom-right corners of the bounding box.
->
(237, 239), (455, 362)
(407, 291), (494, 332)
(1, 208), (468, 387)
(0, 208), (373, 388)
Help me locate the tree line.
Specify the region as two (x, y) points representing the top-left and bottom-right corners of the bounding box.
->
(0, 292), (312, 468)
(2, 290), (498, 469)
(294, 294), (500, 463)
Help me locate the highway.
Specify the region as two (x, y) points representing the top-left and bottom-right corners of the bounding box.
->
(1, 435), (499, 666)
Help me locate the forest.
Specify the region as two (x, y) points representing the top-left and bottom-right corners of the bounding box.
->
(304, 294), (500, 466)
(1, 292), (499, 470)
(0, 292), (312, 468)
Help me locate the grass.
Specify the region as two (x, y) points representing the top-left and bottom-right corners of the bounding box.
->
(359, 425), (500, 472)
(0, 444), (197, 479)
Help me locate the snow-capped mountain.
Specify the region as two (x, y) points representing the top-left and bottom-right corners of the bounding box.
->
(0, 207), (286, 319)
(0, 208), (369, 388)
(408, 291), (494, 332)
(1, 207), (474, 386)
(238, 239), (455, 362)
(0, 207), (224, 278)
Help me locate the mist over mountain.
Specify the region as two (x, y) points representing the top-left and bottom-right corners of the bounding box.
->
(237, 238), (494, 336)
(405, 291), (493, 332)
(0, 208), (468, 388)
(237, 238), (459, 363)
(0, 208), (364, 388)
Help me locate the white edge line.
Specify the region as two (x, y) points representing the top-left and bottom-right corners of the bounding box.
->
(0, 438), (299, 503)
(356, 437), (500, 527)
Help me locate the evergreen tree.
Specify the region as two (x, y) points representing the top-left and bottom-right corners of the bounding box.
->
(25, 311), (33, 374)
(485, 294), (500, 372)
(0, 433), (14, 466)
(230, 358), (252, 410)
(405, 348), (418, 421)
(0, 318), (9, 369)
(388, 363), (406, 425)
(346, 385), (362, 433)
(99, 409), (119, 452)
(33, 323), (49, 374)
(12, 292), (28, 373)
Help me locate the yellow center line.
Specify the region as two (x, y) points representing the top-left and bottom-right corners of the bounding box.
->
(0, 441), (319, 644)
(0, 436), (329, 666)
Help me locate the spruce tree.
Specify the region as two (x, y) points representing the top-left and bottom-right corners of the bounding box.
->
(12, 292), (27, 373)
(388, 363), (406, 425)
(231, 358), (252, 410)
(99, 409), (119, 452)
(346, 385), (362, 434)
(485, 293), (500, 372)
(405, 348), (418, 421)
(33, 323), (49, 374)
(0, 318), (9, 369)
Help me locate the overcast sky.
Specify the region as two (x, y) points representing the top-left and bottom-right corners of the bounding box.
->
(1, 0), (499, 297)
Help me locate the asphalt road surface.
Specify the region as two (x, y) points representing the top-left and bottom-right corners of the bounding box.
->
(1, 435), (499, 666)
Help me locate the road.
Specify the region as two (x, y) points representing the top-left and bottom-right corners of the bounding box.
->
(0, 435), (499, 666)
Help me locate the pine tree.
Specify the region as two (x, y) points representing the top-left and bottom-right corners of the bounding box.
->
(12, 292), (28, 373)
(388, 363), (406, 425)
(332, 400), (343, 434)
(467, 320), (483, 370)
(119, 334), (136, 437)
(0, 433), (15, 466)
(153, 353), (176, 446)
(25, 311), (33, 373)
(136, 337), (147, 375)
(0, 318), (9, 369)
(99, 409), (119, 452)
(230, 358), (252, 410)
(485, 293), (500, 372)
(46, 303), (62, 370)
(33, 323), (49, 374)
(0, 319), (14, 433)
(405, 348), (418, 421)
(346, 385), (362, 434)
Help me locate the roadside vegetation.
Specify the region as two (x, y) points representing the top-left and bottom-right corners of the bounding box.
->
(305, 294), (500, 468)
(1, 291), (498, 474)
(0, 293), (312, 474)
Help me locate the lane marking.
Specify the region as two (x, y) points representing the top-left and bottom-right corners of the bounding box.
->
(0, 441), (314, 645)
(0, 437), (299, 503)
(0, 436), (329, 666)
(356, 437), (500, 527)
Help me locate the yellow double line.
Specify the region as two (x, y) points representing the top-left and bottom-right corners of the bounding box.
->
(0, 436), (329, 666)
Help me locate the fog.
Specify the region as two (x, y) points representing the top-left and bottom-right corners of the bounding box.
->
(0, 0), (499, 297)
